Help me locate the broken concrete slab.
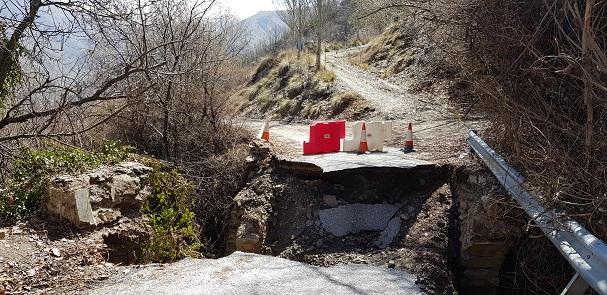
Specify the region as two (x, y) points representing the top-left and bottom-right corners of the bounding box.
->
(283, 147), (434, 174)
(88, 252), (420, 295)
(374, 217), (401, 248)
(319, 203), (400, 237)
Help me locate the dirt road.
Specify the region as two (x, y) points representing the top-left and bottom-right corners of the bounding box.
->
(252, 47), (486, 163)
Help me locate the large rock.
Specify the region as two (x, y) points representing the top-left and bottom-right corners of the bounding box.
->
(46, 162), (152, 228)
(225, 174), (275, 254)
(103, 217), (152, 264)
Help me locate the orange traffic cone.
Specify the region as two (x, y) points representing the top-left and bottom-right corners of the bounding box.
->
(259, 120), (270, 141)
(359, 122), (369, 153)
(403, 123), (414, 153)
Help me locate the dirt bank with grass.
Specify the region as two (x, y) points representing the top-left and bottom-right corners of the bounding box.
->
(235, 51), (372, 121)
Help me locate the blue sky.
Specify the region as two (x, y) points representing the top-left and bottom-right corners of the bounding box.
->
(218, 0), (277, 19)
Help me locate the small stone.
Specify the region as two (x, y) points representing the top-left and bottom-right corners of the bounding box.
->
(26, 269), (36, 277)
(0, 229), (7, 239)
(51, 248), (61, 257)
(323, 195), (339, 207)
(122, 268), (130, 274)
(388, 260), (396, 268)
(400, 213), (410, 221)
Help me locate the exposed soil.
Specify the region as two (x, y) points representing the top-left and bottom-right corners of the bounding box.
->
(0, 216), (144, 294)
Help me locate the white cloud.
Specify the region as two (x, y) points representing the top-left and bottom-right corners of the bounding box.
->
(217, 0), (277, 19)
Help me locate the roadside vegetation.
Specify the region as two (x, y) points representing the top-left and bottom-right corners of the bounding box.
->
(0, 0), (254, 264)
(350, 0), (607, 292)
(0, 141), (133, 224)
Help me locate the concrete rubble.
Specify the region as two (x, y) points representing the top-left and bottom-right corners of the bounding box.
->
(319, 203), (401, 248)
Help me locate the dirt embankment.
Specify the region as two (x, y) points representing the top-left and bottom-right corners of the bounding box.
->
(234, 51), (372, 121)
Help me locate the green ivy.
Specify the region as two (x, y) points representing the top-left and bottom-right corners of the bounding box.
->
(0, 37), (26, 110)
(0, 140), (134, 224)
(0, 141), (201, 262)
(142, 167), (202, 262)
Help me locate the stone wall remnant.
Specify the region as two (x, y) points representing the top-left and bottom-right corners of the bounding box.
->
(46, 162), (152, 228)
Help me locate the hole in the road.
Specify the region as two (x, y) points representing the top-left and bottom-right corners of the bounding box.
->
(259, 165), (459, 293)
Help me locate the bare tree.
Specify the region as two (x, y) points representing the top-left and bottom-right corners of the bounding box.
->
(0, 0), (246, 157)
(274, 0), (310, 59)
(0, 1), (169, 144)
(103, 2), (248, 159)
(310, 0), (337, 70)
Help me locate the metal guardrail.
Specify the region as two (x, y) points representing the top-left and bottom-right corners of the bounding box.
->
(466, 130), (607, 295)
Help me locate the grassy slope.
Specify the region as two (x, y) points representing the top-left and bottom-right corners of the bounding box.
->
(235, 51), (371, 121)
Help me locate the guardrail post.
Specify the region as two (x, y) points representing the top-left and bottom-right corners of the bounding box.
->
(561, 273), (589, 295)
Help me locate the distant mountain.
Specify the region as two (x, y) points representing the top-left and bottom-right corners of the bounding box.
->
(241, 11), (288, 51)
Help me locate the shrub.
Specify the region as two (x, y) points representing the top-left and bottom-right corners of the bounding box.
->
(142, 165), (202, 262)
(317, 69), (337, 83)
(330, 91), (362, 116)
(0, 140), (133, 225)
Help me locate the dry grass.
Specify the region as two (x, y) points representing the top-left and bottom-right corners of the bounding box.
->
(329, 91), (363, 116)
(235, 51), (368, 120)
(316, 69), (337, 83)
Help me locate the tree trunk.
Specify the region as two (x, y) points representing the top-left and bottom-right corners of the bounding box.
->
(316, 34), (322, 71)
(162, 82), (173, 158)
(315, 0), (322, 71)
(0, 1), (41, 97)
(581, 0), (595, 169)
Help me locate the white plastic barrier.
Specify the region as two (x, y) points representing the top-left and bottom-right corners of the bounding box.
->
(343, 121), (392, 152)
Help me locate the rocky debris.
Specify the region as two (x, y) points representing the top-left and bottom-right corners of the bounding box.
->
(225, 174), (276, 254)
(103, 217), (152, 264)
(0, 220), (123, 294)
(46, 162), (152, 228)
(51, 248), (61, 257)
(452, 165), (524, 294)
(229, 146), (458, 294)
(322, 195), (338, 207)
